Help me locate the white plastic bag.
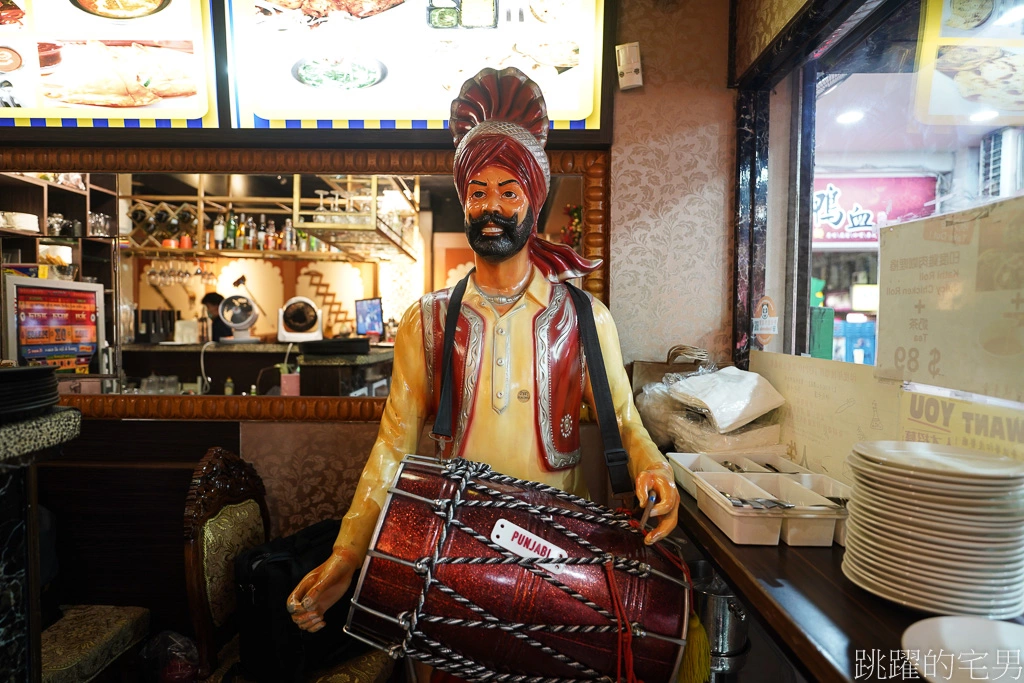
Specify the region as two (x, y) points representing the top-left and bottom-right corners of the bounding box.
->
(666, 366), (785, 433)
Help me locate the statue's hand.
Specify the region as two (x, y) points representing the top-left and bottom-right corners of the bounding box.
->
(286, 549), (358, 632)
(635, 463), (679, 545)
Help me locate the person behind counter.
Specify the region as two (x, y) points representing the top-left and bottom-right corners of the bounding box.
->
(202, 292), (233, 342)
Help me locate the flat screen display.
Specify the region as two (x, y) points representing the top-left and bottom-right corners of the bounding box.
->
(355, 297), (383, 336)
(3, 277), (105, 373)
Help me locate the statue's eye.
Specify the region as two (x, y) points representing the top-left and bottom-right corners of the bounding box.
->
(502, 190), (518, 199)
(471, 190), (486, 199)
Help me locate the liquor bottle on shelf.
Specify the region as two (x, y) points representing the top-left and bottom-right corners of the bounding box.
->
(265, 219), (276, 251)
(225, 212), (238, 249)
(245, 214), (257, 251)
(213, 215), (226, 250)
(283, 218), (295, 251)
(258, 215), (267, 251)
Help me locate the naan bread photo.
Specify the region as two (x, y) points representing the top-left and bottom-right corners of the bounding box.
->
(944, 0), (994, 30)
(132, 44), (198, 98)
(935, 45), (1004, 72)
(43, 42), (159, 107)
(513, 41), (580, 68)
(953, 52), (1024, 110)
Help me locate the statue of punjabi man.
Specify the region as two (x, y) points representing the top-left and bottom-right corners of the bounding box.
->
(288, 66), (679, 636)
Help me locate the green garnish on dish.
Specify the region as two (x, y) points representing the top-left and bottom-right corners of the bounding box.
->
(294, 57), (385, 90)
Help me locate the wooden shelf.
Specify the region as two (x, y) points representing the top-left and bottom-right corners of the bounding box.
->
(88, 185), (118, 197)
(122, 247), (348, 261)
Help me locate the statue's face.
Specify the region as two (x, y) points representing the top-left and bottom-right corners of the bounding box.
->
(463, 165), (534, 262)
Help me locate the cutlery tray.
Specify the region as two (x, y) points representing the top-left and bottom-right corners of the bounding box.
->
(692, 472), (784, 545)
(779, 474), (854, 546)
(668, 451), (813, 498)
(693, 472), (848, 546)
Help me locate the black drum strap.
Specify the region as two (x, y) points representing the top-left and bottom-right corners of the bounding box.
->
(431, 271), (472, 441)
(566, 283), (632, 495)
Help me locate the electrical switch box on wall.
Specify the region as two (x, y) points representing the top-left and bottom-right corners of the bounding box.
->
(616, 42), (642, 90)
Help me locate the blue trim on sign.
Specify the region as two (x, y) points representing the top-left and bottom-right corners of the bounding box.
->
(569, 119), (585, 130)
(442, 120), (449, 128)
(349, 120), (364, 129)
(285, 119), (301, 129)
(30, 118), (45, 127)
(61, 118), (77, 127)
(155, 119), (171, 128)
(125, 120), (140, 128)
(94, 119), (109, 128)
(317, 120), (332, 128)
(187, 118), (202, 128)
(254, 115), (269, 128)
(412, 120), (427, 129)
(380, 120), (395, 129)
(0, 119), (13, 127)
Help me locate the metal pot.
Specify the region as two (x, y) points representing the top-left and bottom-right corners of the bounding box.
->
(690, 560), (749, 656)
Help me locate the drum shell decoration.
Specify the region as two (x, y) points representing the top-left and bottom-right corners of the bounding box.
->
(346, 456), (689, 683)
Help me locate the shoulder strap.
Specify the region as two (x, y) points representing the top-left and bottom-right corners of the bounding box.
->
(565, 283), (633, 495)
(431, 271), (473, 441)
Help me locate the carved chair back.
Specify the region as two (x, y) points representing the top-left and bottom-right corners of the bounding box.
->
(183, 447), (271, 679)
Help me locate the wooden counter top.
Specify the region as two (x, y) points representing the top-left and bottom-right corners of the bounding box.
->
(677, 492), (1024, 682)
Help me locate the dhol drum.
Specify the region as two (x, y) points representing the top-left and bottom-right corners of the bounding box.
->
(345, 456), (691, 683)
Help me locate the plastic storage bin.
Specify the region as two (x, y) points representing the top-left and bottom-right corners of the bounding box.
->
(667, 453), (730, 497)
(693, 472), (783, 545)
(741, 474), (844, 546)
(778, 473), (853, 546)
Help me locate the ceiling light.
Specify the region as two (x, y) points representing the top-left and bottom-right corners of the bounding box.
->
(995, 3), (1024, 25)
(970, 110), (999, 122)
(836, 111), (864, 124)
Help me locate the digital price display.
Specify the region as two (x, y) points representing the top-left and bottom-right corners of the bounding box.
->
(5, 278), (104, 373)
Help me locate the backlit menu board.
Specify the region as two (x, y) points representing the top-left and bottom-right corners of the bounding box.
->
(0, 0), (217, 128)
(915, 0), (1024, 126)
(227, 0), (604, 130)
(6, 279), (103, 373)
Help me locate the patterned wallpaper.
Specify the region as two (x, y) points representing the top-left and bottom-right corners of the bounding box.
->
(610, 0), (736, 366)
(734, 0), (811, 79)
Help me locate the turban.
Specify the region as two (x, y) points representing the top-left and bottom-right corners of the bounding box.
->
(450, 67), (601, 282)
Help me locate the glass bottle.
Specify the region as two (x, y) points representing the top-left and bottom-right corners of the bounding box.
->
(224, 377), (234, 395)
(213, 215), (226, 250)
(245, 214), (257, 251)
(226, 212), (238, 249)
(265, 219), (277, 251)
(258, 215), (267, 251)
(283, 218), (295, 251)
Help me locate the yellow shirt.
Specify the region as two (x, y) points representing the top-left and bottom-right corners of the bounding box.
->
(334, 267), (668, 562)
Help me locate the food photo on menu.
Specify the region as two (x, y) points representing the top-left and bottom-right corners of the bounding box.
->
(940, 0), (1024, 39)
(0, 0), (209, 116)
(236, 0), (591, 124)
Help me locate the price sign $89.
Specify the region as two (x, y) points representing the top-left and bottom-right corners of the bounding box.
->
(894, 346), (941, 378)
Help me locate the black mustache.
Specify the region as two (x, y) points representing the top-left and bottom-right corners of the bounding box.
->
(468, 211), (520, 232)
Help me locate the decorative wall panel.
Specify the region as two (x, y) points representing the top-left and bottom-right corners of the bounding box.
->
(611, 0), (736, 365)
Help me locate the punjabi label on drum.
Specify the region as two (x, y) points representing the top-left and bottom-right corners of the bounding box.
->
(490, 518), (567, 573)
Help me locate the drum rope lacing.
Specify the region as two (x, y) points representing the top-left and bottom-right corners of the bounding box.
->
(356, 458), (688, 683)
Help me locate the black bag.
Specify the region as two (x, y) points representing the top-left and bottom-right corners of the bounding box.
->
(234, 519), (367, 682)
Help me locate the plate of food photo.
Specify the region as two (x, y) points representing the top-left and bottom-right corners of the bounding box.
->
(70, 0), (171, 20)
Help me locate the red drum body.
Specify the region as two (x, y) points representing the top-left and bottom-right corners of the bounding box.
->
(345, 456), (690, 683)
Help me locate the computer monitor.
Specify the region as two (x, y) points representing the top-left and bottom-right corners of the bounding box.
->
(3, 276), (105, 373)
(355, 297), (384, 336)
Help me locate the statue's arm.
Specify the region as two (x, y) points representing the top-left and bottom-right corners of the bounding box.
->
(587, 300), (679, 543)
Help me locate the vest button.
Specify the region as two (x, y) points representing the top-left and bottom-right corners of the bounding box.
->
(497, 327), (505, 334)
(496, 358), (504, 366)
(497, 391), (504, 398)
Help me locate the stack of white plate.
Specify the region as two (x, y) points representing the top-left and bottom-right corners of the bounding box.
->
(843, 441), (1024, 619)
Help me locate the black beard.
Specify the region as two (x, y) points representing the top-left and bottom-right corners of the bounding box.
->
(465, 207), (534, 262)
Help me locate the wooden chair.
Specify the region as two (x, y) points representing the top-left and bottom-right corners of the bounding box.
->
(183, 446), (394, 683)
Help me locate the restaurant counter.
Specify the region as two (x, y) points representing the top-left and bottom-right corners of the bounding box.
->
(678, 492), (1023, 682)
(120, 344), (393, 396)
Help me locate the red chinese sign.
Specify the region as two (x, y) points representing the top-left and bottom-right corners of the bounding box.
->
(813, 176), (937, 248)
(16, 286), (99, 373)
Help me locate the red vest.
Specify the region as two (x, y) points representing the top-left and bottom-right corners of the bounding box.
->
(420, 283), (586, 469)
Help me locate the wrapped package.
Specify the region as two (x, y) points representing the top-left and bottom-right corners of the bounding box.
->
(665, 366), (785, 433)
(667, 410), (781, 453)
(635, 381), (683, 450)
